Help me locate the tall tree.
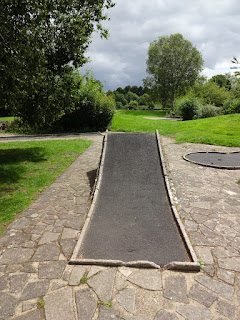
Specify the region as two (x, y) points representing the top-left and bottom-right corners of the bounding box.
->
(0, 0), (114, 128)
(144, 33), (203, 109)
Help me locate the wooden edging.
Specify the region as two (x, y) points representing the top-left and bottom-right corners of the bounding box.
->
(156, 130), (200, 271)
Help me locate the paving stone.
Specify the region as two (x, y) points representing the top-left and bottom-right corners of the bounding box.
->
(195, 275), (234, 300)
(0, 248), (34, 265)
(119, 268), (133, 278)
(10, 273), (28, 293)
(176, 305), (213, 320)
(115, 276), (128, 291)
(32, 243), (60, 261)
(38, 231), (60, 245)
(203, 265), (215, 277)
(75, 287), (98, 320)
(38, 261), (67, 279)
(154, 310), (179, 320)
(51, 280), (67, 291)
(216, 299), (237, 319)
(60, 239), (76, 258)
(6, 264), (23, 273)
(195, 246), (214, 264)
(61, 227), (79, 239)
(0, 274), (8, 290)
(44, 287), (75, 320)
(69, 266), (86, 286)
(116, 288), (136, 313)
(123, 317), (149, 320)
(164, 276), (188, 303)
(189, 283), (217, 307)
(12, 309), (41, 320)
(0, 232), (30, 247)
(22, 300), (37, 312)
(88, 268), (116, 303)
(218, 257), (240, 272)
(0, 292), (18, 318)
(10, 218), (30, 229)
(217, 269), (235, 285)
(21, 280), (49, 300)
(88, 266), (103, 278)
(63, 216), (84, 229)
(98, 305), (120, 320)
(128, 269), (162, 291)
(21, 263), (38, 273)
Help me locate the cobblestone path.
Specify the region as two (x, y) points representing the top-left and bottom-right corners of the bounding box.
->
(0, 133), (240, 319)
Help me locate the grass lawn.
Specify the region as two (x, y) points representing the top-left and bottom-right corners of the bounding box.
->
(0, 139), (92, 234)
(111, 110), (240, 147)
(0, 116), (15, 121)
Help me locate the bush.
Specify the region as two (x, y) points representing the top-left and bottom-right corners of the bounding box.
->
(128, 100), (138, 109)
(196, 104), (222, 118)
(57, 75), (115, 131)
(222, 98), (240, 114)
(177, 96), (200, 120)
(148, 102), (155, 110)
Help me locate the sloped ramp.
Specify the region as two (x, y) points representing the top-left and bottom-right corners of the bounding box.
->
(70, 132), (199, 270)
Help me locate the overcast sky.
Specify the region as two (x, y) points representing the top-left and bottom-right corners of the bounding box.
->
(81, 0), (240, 91)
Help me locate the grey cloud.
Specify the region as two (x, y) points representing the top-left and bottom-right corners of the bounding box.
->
(80, 0), (240, 90)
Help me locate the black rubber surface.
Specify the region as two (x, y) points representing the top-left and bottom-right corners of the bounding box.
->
(184, 152), (240, 169)
(80, 133), (189, 266)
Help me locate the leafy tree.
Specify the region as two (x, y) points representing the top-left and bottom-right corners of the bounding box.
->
(0, 0), (114, 129)
(115, 93), (127, 106)
(209, 74), (231, 90)
(128, 100), (138, 109)
(139, 93), (151, 106)
(231, 57), (240, 76)
(124, 85), (131, 93)
(144, 33), (203, 109)
(193, 81), (232, 107)
(116, 87), (125, 94)
(125, 91), (139, 103)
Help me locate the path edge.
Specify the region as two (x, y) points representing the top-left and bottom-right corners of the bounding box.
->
(156, 130), (200, 271)
(69, 130), (108, 262)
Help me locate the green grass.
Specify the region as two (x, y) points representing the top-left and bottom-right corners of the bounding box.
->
(110, 111), (240, 147)
(0, 116), (15, 121)
(0, 139), (92, 234)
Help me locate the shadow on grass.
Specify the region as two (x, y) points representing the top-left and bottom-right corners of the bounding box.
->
(0, 147), (46, 186)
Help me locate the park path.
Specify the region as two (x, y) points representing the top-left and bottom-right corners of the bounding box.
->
(0, 133), (240, 319)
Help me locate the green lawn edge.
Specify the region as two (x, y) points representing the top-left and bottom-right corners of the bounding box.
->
(0, 139), (92, 235)
(110, 111), (240, 147)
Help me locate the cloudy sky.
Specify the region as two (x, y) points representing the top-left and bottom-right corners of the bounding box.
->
(81, 0), (240, 91)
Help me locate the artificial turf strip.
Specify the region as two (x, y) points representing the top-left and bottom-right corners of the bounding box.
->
(110, 111), (240, 147)
(0, 139), (92, 234)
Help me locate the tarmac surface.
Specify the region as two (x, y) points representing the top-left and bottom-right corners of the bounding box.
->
(80, 133), (189, 266)
(0, 132), (240, 319)
(184, 151), (240, 169)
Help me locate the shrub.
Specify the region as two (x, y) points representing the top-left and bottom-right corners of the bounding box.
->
(177, 96), (200, 120)
(196, 104), (222, 118)
(148, 102), (155, 110)
(128, 100), (138, 109)
(222, 98), (240, 114)
(58, 75), (115, 131)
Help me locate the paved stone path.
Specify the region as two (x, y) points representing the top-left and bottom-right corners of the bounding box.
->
(0, 133), (240, 319)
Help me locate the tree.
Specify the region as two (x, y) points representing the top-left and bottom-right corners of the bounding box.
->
(209, 74), (231, 90)
(144, 33), (203, 109)
(193, 81), (232, 107)
(0, 0), (114, 129)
